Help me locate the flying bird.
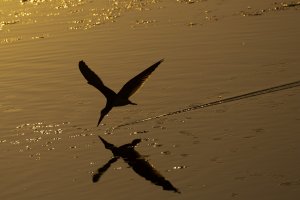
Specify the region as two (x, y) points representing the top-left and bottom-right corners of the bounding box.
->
(79, 59), (164, 126)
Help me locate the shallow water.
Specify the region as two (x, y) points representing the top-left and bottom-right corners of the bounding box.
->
(1, 0), (300, 199)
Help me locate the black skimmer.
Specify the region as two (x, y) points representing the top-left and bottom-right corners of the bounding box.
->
(79, 59), (164, 126)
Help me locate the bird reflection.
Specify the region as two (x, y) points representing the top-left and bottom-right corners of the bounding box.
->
(79, 59), (164, 126)
(93, 136), (180, 193)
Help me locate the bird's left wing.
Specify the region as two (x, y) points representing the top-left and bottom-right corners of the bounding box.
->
(79, 61), (116, 99)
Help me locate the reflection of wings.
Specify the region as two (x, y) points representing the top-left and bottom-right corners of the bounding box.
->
(95, 136), (180, 193)
(125, 154), (180, 193)
(117, 59), (164, 98)
(93, 157), (119, 183)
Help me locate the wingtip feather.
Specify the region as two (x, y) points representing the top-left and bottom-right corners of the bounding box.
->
(79, 60), (87, 72)
(156, 59), (164, 67)
(79, 60), (85, 65)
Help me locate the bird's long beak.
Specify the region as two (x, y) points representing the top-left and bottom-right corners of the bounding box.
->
(98, 136), (107, 145)
(97, 114), (104, 127)
(98, 136), (115, 150)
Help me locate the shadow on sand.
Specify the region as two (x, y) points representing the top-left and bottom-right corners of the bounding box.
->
(93, 136), (180, 193)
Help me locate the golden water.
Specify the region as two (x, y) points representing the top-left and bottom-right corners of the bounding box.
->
(1, 1), (300, 199)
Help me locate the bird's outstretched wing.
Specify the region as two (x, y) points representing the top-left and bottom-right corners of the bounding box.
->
(79, 61), (116, 99)
(92, 157), (119, 183)
(117, 59), (164, 98)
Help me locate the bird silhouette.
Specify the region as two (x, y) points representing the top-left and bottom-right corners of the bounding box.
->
(79, 59), (164, 126)
(93, 136), (180, 193)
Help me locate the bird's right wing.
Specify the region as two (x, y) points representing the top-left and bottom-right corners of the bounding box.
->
(117, 59), (164, 98)
(79, 61), (116, 99)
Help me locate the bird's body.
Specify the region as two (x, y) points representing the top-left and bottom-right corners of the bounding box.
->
(112, 97), (136, 107)
(79, 59), (164, 126)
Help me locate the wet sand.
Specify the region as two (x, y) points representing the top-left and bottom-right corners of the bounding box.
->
(1, 0), (300, 199)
